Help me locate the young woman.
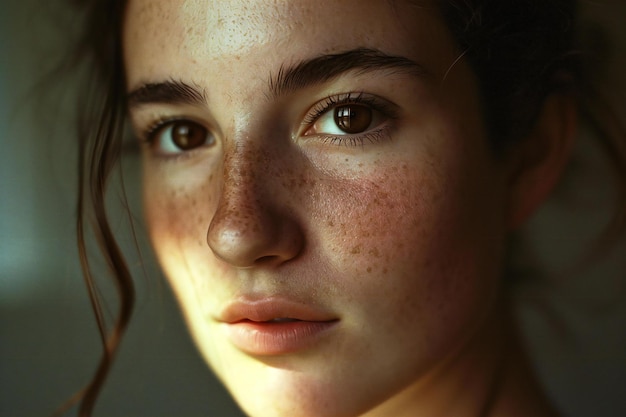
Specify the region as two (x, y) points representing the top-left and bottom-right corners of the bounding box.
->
(68, 0), (625, 416)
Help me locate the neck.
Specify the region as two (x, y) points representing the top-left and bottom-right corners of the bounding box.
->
(486, 314), (560, 417)
(363, 300), (559, 417)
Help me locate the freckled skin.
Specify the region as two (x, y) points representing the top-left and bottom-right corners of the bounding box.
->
(123, 1), (553, 417)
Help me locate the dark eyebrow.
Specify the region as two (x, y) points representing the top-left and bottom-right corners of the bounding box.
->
(127, 80), (206, 108)
(268, 48), (430, 98)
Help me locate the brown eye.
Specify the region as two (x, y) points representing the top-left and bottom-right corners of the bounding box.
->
(171, 121), (211, 150)
(334, 105), (372, 133)
(149, 120), (214, 155)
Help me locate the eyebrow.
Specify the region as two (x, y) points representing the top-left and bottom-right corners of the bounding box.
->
(127, 80), (206, 108)
(126, 48), (429, 108)
(269, 48), (429, 98)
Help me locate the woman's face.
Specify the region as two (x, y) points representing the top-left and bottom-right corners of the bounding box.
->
(124, 0), (513, 415)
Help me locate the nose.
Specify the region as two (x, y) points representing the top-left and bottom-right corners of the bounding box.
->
(206, 144), (305, 268)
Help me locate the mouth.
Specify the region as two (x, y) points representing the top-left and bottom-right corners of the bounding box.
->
(218, 296), (339, 356)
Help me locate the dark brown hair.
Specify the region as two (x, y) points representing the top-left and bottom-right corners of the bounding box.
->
(62, 0), (626, 415)
(55, 1), (130, 416)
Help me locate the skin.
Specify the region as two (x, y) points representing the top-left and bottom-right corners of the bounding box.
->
(123, 0), (573, 416)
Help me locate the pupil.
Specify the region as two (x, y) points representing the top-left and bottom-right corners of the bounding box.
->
(334, 105), (372, 134)
(174, 124), (190, 148)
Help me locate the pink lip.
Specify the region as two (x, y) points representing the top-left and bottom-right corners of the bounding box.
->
(218, 297), (339, 356)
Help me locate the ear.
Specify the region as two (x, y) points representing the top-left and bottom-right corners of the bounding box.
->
(506, 93), (578, 230)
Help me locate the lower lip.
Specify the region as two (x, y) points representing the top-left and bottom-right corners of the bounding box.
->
(224, 320), (338, 356)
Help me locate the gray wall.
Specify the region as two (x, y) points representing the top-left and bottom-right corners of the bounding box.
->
(1, 1), (624, 416)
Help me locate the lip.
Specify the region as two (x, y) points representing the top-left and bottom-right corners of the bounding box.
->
(218, 297), (339, 356)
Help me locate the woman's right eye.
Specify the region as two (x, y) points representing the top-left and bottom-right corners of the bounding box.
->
(146, 120), (215, 155)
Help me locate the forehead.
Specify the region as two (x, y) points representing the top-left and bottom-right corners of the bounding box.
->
(123, 0), (457, 89)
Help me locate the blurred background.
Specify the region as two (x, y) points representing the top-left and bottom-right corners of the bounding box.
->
(1, 1), (624, 417)
(0, 2), (244, 416)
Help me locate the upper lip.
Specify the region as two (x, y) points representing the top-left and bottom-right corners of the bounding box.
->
(218, 296), (338, 324)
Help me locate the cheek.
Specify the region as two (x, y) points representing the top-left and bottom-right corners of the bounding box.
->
(311, 157), (506, 340)
(314, 162), (472, 274)
(143, 166), (225, 294)
(146, 180), (210, 245)
(315, 163), (428, 274)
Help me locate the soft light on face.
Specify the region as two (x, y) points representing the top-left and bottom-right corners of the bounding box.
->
(124, 0), (513, 416)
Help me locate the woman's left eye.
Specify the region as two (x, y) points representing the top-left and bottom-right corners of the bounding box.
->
(302, 94), (396, 145)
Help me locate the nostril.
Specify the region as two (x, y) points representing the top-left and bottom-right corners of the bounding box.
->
(254, 255), (286, 266)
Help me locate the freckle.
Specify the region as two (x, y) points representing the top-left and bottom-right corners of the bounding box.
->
(328, 221), (334, 227)
(382, 268), (388, 274)
(350, 245), (362, 254)
(366, 267), (372, 273)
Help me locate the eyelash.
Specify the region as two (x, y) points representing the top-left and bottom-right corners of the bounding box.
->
(302, 92), (399, 147)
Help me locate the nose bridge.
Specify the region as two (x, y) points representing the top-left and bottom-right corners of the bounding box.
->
(213, 81), (273, 197)
(215, 140), (270, 233)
